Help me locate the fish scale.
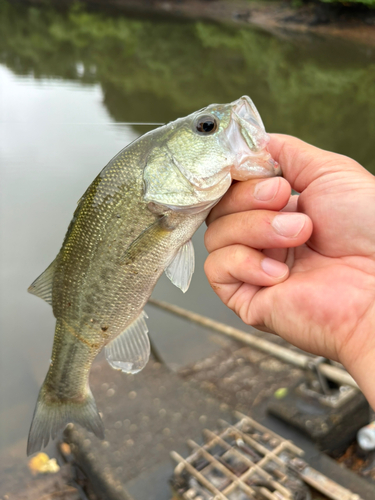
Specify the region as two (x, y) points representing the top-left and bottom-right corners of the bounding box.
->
(26, 96), (280, 455)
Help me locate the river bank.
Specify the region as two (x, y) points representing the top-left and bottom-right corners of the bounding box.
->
(16, 0), (375, 47)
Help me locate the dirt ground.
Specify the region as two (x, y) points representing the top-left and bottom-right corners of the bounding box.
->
(132, 0), (375, 48)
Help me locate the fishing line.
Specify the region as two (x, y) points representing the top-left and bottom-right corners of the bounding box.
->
(0, 122), (165, 126)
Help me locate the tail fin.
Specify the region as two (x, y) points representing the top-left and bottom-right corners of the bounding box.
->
(27, 384), (104, 456)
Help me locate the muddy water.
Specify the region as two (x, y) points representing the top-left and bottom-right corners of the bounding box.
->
(1, 1), (375, 455)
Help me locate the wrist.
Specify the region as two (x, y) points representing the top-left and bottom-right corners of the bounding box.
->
(340, 311), (375, 410)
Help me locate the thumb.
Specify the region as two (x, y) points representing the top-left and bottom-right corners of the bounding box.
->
(268, 134), (371, 193)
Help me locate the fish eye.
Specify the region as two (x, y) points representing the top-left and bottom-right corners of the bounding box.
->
(194, 115), (219, 135)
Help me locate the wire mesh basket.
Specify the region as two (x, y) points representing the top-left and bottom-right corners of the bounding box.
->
(171, 412), (362, 500)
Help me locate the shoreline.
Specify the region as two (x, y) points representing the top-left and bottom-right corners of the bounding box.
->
(17, 0), (375, 47)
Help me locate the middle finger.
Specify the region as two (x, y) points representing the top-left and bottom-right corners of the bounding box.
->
(205, 210), (312, 253)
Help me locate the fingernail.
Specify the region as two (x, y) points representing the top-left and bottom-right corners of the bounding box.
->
(254, 178), (279, 201)
(272, 213), (306, 238)
(261, 257), (288, 278)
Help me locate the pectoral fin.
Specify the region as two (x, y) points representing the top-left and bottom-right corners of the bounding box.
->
(119, 218), (170, 266)
(165, 239), (195, 293)
(27, 259), (57, 305)
(105, 311), (150, 374)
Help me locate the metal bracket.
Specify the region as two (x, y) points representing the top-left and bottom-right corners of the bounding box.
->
(300, 357), (358, 408)
(307, 356), (332, 395)
(289, 458), (362, 500)
(171, 414), (365, 500)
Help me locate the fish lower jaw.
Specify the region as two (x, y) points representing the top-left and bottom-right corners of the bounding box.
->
(152, 198), (221, 215)
(231, 154), (281, 181)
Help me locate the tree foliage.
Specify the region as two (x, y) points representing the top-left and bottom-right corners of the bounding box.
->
(1, 0), (375, 172)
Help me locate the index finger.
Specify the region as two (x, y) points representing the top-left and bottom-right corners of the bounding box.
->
(206, 176), (291, 226)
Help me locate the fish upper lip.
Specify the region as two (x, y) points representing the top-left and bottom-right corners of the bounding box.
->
(225, 96), (281, 178)
(233, 96), (265, 128)
(231, 96), (268, 153)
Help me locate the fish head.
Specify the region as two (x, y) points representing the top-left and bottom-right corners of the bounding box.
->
(144, 96), (281, 213)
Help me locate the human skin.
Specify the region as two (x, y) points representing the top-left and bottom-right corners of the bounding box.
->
(204, 134), (375, 409)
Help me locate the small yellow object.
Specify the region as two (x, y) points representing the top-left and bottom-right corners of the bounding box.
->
(60, 442), (71, 456)
(28, 452), (60, 475)
(274, 387), (288, 399)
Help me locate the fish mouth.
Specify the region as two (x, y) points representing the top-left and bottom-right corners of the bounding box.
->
(226, 96), (281, 180)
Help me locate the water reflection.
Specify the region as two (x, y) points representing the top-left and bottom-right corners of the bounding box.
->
(0, 65), (140, 450)
(1, 0), (375, 170)
(1, 0), (375, 455)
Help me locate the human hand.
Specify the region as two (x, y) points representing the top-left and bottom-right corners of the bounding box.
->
(204, 134), (375, 407)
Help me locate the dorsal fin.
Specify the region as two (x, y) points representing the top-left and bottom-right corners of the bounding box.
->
(105, 311), (150, 374)
(165, 239), (195, 293)
(27, 259), (57, 306)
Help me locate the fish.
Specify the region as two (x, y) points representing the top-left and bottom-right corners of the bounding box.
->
(26, 96), (280, 455)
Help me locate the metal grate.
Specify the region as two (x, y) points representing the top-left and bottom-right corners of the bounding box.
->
(171, 412), (362, 500)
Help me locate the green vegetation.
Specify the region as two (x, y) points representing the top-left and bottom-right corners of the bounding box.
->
(320, 0), (375, 5)
(1, 0), (375, 173)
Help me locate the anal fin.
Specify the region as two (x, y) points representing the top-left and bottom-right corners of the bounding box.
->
(28, 259), (57, 305)
(105, 311), (150, 374)
(165, 239), (195, 293)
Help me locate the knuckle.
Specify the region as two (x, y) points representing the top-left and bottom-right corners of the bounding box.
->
(203, 254), (215, 281)
(204, 225), (217, 252)
(203, 228), (211, 251)
(204, 253), (225, 287)
(227, 244), (242, 263)
(203, 256), (210, 275)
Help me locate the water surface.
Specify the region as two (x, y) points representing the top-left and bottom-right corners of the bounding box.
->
(1, 0), (375, 458)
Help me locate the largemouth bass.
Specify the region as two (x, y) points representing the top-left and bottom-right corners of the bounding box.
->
(27, 96), (280, 455)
